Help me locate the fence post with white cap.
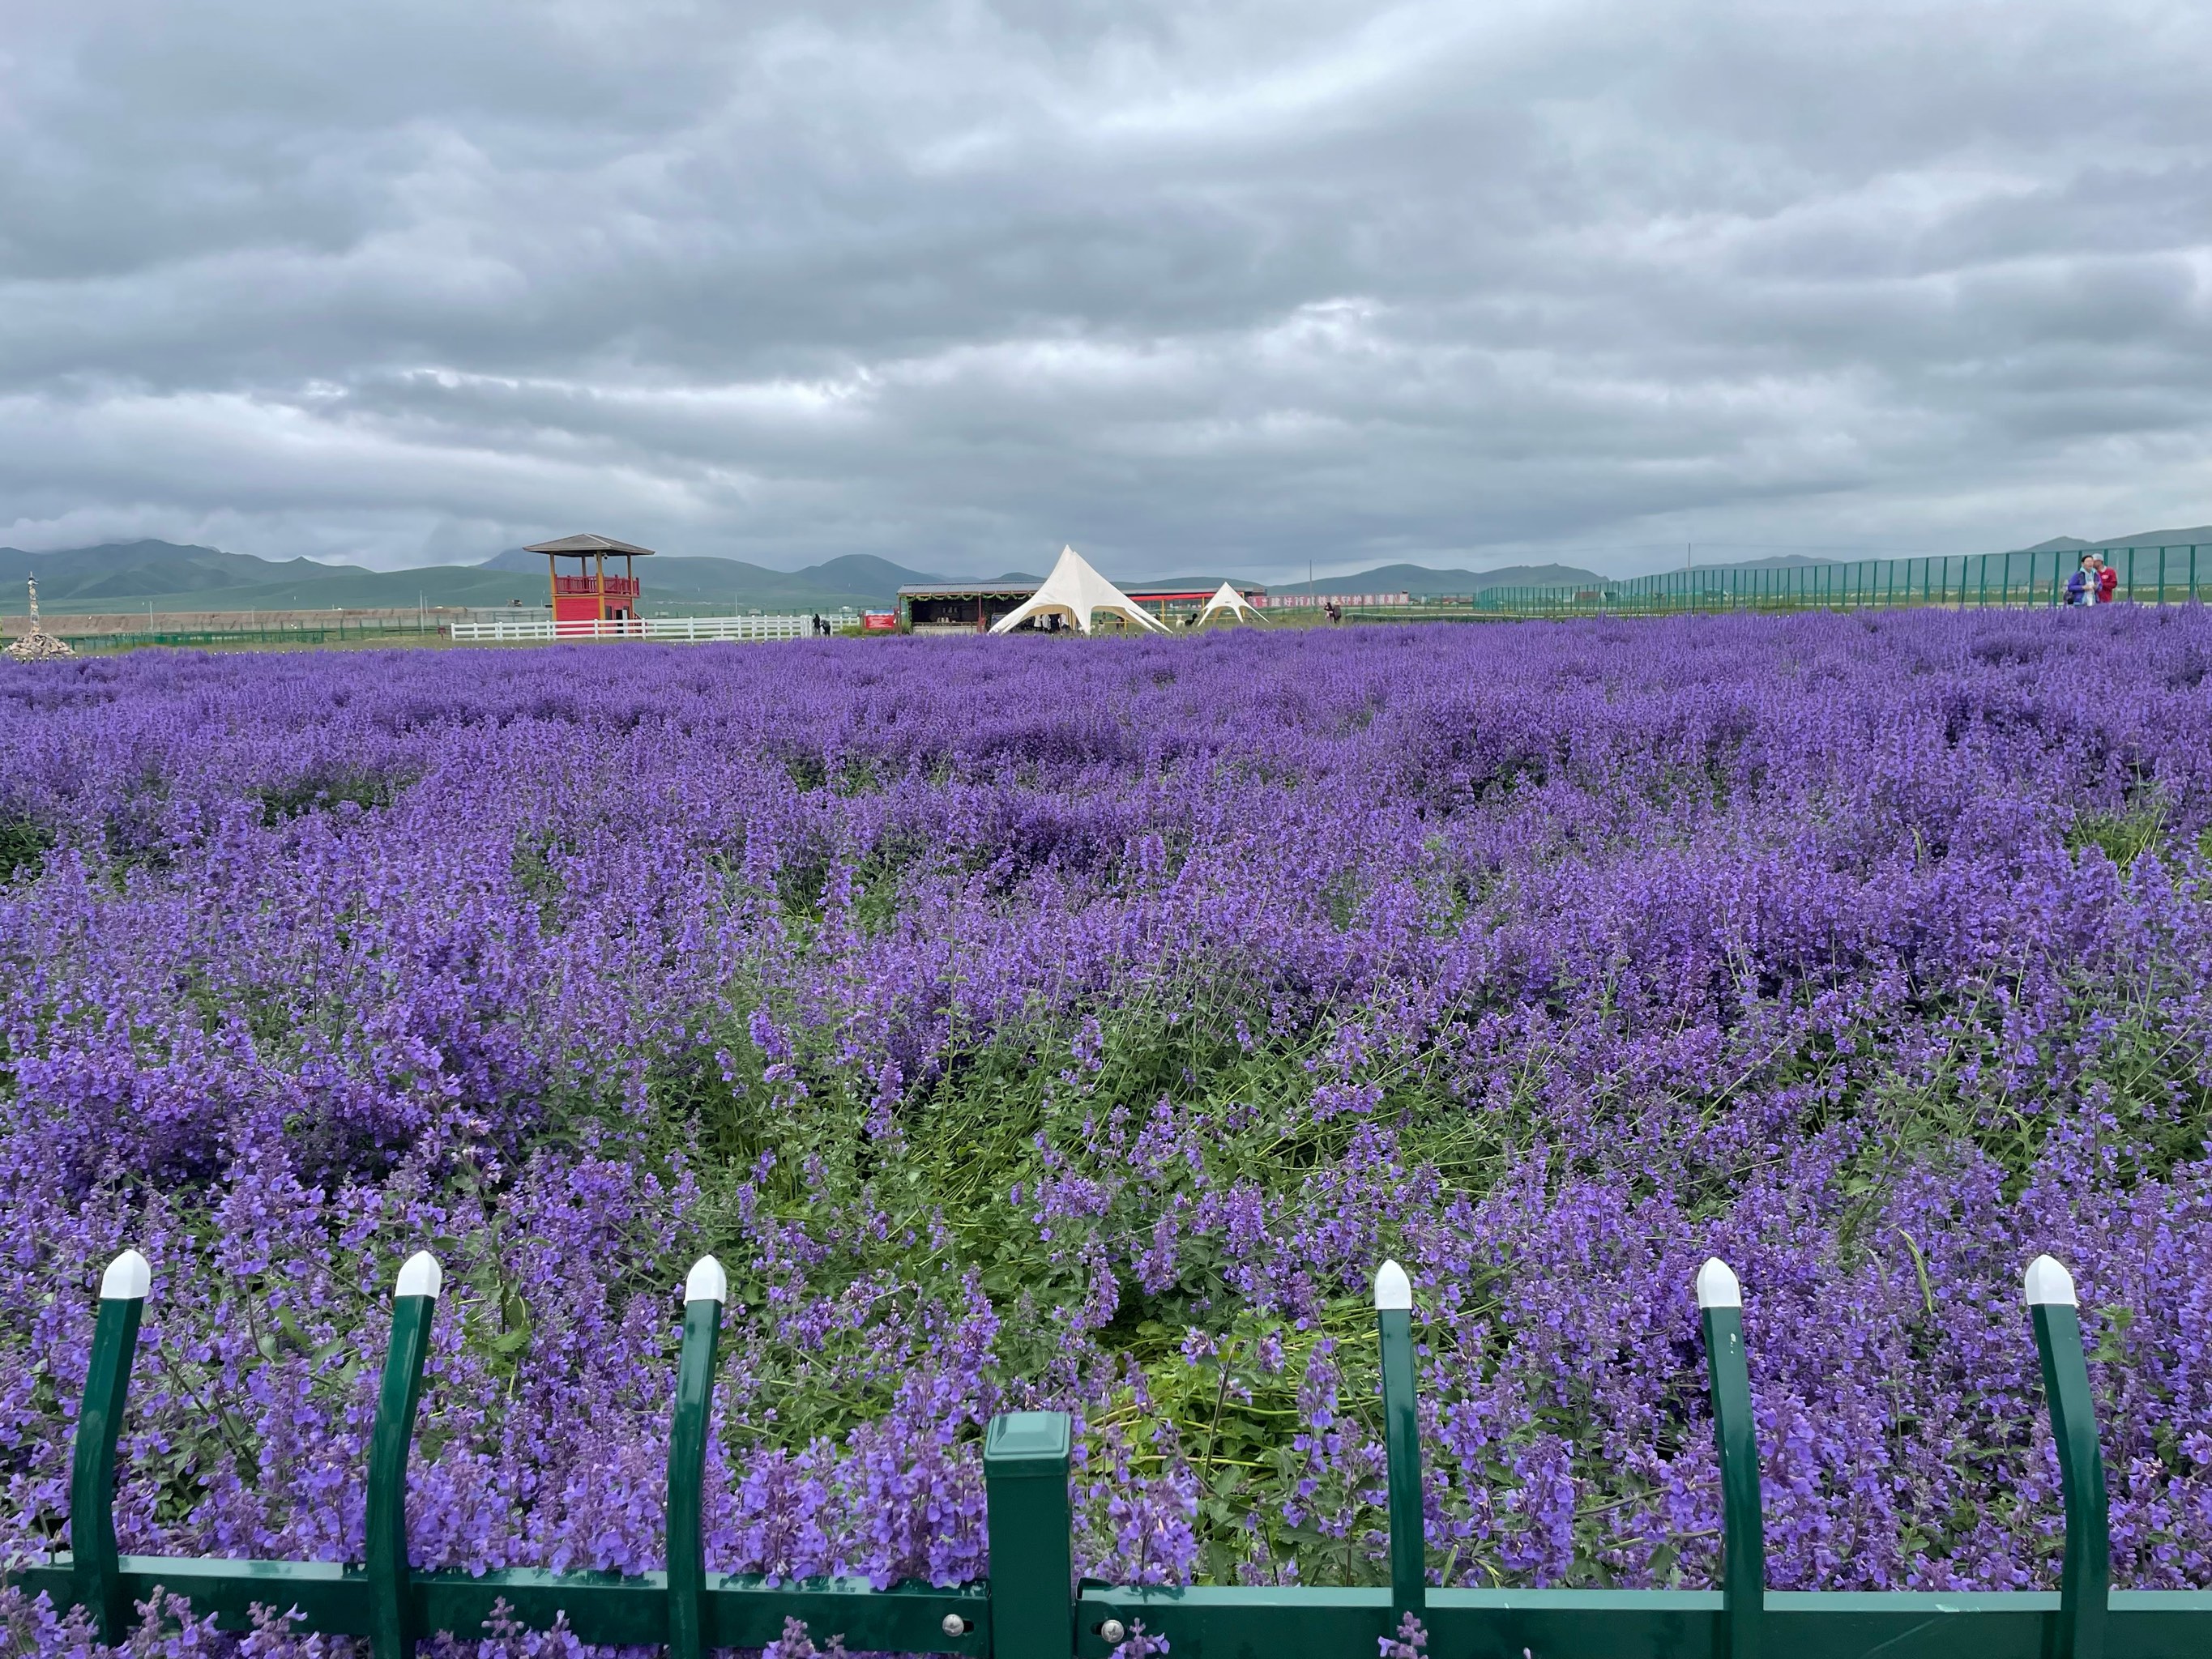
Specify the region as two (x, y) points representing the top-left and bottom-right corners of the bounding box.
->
(1375, 1258), (1425, 1627)
(667, 1256), (726, 1659)
(70, 1249), (149, 1644)
(982, 1410), (1071, 1659)
(366, 1251), (441, 1659)
(2026, 1255), (2108, 1659)
(24, 1240), (2212, 1659)
(1697, 1258), (1763, 1659)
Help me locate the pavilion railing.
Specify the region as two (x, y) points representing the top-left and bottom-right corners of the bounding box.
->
(11, 1248), (2210, 1659)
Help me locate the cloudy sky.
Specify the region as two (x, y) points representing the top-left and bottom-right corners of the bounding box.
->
(1, 0), (2207, 582)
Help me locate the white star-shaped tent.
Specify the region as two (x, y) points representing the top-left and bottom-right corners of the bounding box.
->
(989, 547), (1169, 635)
(1196, 581), (1264, 625)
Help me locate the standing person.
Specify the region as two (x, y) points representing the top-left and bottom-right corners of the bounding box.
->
(2065, 557), (2090, 607)
(2097, 557), (2118, 605)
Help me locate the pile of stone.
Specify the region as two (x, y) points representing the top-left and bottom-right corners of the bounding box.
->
(6, 578), (75, 661)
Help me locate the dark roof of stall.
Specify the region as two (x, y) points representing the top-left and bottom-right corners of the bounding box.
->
(900, 582), (1040, 599)
(899, 577), (1264, 599)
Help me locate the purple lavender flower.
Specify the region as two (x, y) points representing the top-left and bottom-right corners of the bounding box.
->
(1379, 1611), (1428, 1659)
(0, 608), (2205, 1656)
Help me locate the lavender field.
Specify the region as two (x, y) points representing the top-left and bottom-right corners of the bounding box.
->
(3, 609), (2211, 1644)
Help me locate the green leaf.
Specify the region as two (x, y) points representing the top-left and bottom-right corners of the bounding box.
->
(2091, 1303), (2133, 1363)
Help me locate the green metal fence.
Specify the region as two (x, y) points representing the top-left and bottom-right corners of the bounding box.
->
(13, 1248), (2210, 1658)
(1445, 545), (2212, 618)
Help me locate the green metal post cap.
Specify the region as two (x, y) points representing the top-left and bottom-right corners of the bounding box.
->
(984, 1411), (1071, 1475)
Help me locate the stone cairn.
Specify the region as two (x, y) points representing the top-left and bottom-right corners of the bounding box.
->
(6, 578), (75, 661)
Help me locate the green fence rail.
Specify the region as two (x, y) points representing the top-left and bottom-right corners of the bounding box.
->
(1434, 544), (2212, 617)
(12, 1247), (2210, 1657)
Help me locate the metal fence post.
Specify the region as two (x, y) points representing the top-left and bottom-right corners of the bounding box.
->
(668, 1256), (726, 1659)
(2026, 1256), (2107, 1659)
(70, 1250), (149, 1644)
(984, 1412), (1073, 1659)
(1376, 1260), (1426, 1627)
(1697, 1259), (1764, 1659)
(367, 1252), (441, 1659)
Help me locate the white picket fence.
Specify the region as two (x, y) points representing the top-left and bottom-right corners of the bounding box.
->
(448, 615), (814, 644)
(1254, 592), (1411, 609)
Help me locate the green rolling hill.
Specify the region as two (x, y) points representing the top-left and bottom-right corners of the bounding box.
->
(1271, 561), (1606, 596)
(6, 527), (2205, 618)
(0, 542), (939, 615)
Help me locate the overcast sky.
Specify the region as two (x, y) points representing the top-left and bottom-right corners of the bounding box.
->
(2, 0), (2208, 582)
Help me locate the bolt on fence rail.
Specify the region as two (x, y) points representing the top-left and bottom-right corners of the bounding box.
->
(12, 1249), (2210, 1657)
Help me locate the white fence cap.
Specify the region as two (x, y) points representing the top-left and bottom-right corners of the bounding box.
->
(2023, 1254), (2077, 1307)
(100, 1249), (151, 1301)
(395, 1251), (443, 1300)
(1373, 1260), (1412, 1311)
(685, 1256), (728, 1304)
(1695, 1257), (1742, 1309)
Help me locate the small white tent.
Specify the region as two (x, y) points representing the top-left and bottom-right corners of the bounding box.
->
(1196, 581), (1264, 626)
(989, 546), (1169, 635)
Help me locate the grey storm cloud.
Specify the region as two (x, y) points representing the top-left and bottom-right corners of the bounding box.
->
(1, 0), (2208, 578)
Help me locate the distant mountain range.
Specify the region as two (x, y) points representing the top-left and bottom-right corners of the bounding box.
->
(0, 540), (422, 611)
(1678, 553), (1840, 571)
(1273, 561), (1607, 595)
(2018, 526), (2212, 555)
(1176, 528), (2211, 594)
(1653, 528), (2212, 576)
(1, 525), (2206, 613)
(0, 541), (946, 615)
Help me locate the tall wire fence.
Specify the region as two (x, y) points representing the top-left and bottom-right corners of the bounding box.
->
(1435, 544), (2212, 617)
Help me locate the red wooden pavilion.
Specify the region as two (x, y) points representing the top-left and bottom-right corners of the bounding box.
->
(526, 534), (655, 631)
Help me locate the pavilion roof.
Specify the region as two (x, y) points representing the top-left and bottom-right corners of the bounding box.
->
(523, 534), (656, 557)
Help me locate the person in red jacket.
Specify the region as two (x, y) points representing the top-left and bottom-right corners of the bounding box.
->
(2096, 557), (2119, 603)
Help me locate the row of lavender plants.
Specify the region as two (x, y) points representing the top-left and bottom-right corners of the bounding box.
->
(2, 608), (2209, 1653)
